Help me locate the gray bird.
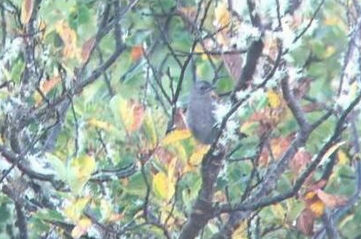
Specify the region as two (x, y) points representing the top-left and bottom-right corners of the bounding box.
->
(186, 81), (218, 144)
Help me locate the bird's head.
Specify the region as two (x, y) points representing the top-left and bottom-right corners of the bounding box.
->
(193, 80), (215, 96)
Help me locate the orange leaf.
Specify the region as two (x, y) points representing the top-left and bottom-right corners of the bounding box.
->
(34, 76), (62, 105)
(131, 103), (145, 131)
(316, 189), (348, 209)
(40, 76), (61, 94)
(21, 0), (34, 24)
(81, 37), (96, 62)
(259, 136), (292, 166)
(308, 199), (325, 217)
(130, 46), (144, 62)
(55, 20), (78, 59)
(119, 98), (145, 132)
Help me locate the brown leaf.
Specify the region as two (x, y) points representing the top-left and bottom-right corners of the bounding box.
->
(81, 37), (96, 62)
(306, 180), (327, 192)
(174, 109), (187, 130)
(222, 53), (243, 81)
(296, 209), (315, 236)
(316, 189), (348, 209)
(130, 102), (145, 131)
(21, 0), (34, 24)
(289, 149), (312, 175)
(177, 7), (197, 24)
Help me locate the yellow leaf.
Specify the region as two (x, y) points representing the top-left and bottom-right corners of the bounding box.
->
(321, 142), (345, 164)
(324, 46), (336, 58)
(271, 203), (286, 222)
(100, 199), (112, 221)
(324, 16), (340, 26)
(21, 0), (34, 24)
(231, 221), (247, 239)
(267, 90), (281, 108)
(309, 200), (325, 218)
(337, 150), (349, 165)
(88, 119), (114, 131)
(71, 218), (92, 239)
(189, 145), (210, 166)
(143, 113), (158, 147)
(173, 141), (188, 162)
(214, 2), (231, 29)
(64, 197), (91, 222)
(153, 172), (175, 201)
(71, 155), (96, 180)
(161, 129), (192, 145)
(69, 155), (96, 194)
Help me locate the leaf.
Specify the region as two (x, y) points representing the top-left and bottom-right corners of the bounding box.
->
(271, 203), (286, 222)
(64, 197), (91, 222)
(337, 150), (349, 165)
(222, 53), (243, 81)
(214, 2), (231, 45)
(69, 155), (96, 194)
(259, 136), (292, 166)
(316, 189), (348, 209)
(143, 113), (158, 147)
(55, 20), (78, 59)
(119, 98), (145, 132)
(177, 6), (197, 23)
(130, 45), (144, 62)
(320, 141), (345, 164)
(296, 209), (315, 236)
(87, 119), (115, 131)
(21, 0), (34, 24)
(267, 90), (282, 108)
(81, 37), (96, 62)
(308, 199), (325, 218)
(34, 76), (62, 105)
(231, 221), (247, 239)
(161, 129), (192, 145)
(289, 149), (312, 175)
(189, 145), (210, 166)
(153, 172), (175, 201)
(71, 217), (92, 239)
(46, 153), (67, 181)
(214, 2), (231, 29)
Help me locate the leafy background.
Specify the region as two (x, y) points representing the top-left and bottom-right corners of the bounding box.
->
(0, 0), (360, 238)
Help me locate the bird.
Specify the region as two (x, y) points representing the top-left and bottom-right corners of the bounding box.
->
(186, 80), (218, 144)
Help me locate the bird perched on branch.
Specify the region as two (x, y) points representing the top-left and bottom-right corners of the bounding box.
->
(186, 81), (218, 145)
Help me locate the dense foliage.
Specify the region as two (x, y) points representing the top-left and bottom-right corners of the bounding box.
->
(0, 0), (360, 238)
